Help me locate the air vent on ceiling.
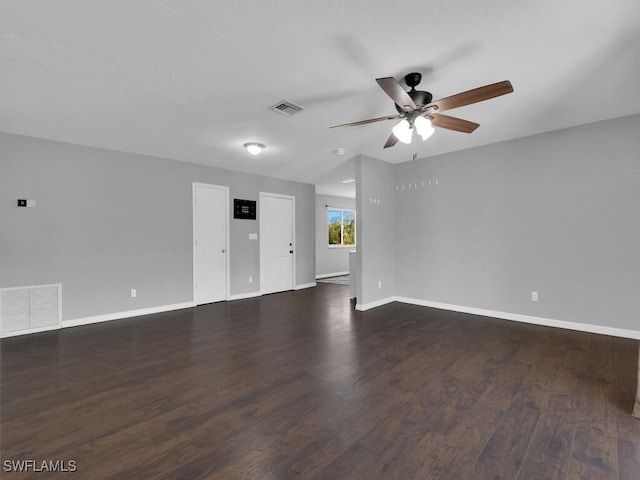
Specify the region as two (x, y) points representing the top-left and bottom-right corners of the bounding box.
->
(269, 100), (303, 117)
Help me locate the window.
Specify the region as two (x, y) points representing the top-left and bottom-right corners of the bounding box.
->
(328, 208), (356, 247)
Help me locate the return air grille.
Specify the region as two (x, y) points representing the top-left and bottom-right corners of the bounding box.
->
(0, 284), (61, 337)
(268, 100), (303, 117)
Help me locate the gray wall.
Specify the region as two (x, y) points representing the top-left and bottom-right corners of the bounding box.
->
(315, 194), (355, 277)
(356, 155), (396, 306)
(394, 114), (640, 331)
(0, 132), (315, 321)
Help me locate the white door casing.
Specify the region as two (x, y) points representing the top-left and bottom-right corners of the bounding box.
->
(260, 192), (295, 294)
(193, 183), (229, 305)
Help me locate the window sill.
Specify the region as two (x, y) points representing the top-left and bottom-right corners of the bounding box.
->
(328, 245), (356, 249)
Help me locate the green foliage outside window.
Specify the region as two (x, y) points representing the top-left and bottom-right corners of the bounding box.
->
(328, 209), (356, 246)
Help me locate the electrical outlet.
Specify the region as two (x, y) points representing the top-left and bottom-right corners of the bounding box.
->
(249, 276), (253, 283)
(531, 291), (538, 302)
(131, 289), (137, 298)
(378, 280), (382, 289)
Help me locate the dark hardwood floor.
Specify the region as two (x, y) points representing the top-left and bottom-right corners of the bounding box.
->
(1, 284), (639, 479)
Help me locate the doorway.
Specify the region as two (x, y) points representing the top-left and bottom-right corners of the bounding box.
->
(193, 183), (229, 305)
(260, 192), (295, 294)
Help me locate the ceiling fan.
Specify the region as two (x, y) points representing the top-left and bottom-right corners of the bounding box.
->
(330, 73), (513, 148)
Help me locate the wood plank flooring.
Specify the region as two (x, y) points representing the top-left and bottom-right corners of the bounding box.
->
(1, 284), (639, 479)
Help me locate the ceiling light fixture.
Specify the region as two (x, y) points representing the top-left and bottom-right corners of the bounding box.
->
(392, 116), (435, 145)
(341, 178), (355, 184)
(414, 116), (435, 141)
(244, 142), (265, 155)
(392, 119), (413, 144)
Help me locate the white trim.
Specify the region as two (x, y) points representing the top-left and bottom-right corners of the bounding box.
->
(355, 296), (395, 311)
(193, 182), (230, 305)
(315, 271), (349, 279)
(394, 296), (640, 340)
(1, 324), (60, 339)
(259, 192), (296, 295)
(62, 302), (194, 329)
(230, 285), (316, 298)
(228, 291), (262, 301)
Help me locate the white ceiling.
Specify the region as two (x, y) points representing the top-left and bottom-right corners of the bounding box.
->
(2, 1), (639, 198)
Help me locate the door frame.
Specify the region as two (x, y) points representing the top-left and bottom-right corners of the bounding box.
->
(259, 192), (296, 294)
(192, 182), (230, 304)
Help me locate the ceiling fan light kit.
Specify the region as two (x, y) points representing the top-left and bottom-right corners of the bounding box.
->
(330, 72), (513, 149)
(392, 119), (413, 144)
(414, 115), (434, 141)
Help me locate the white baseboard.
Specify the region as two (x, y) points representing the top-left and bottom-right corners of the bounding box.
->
(1, 324), (61, 339)
(355, 296), (395, 311)
(63, 301), (194, 329)
(228, 291), (261, 301)
(230, 285), (315, 298)
(394, 296), (640, 340)
(315, 271), (349, 279)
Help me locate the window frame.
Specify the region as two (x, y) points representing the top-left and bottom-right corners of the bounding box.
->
(327, 207), (356, 248)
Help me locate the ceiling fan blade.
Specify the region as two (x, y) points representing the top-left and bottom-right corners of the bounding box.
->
(383, 133), (399, 149)
(430, 113), (480, 133)
(425, 80), (513, 112)
(376, 77), (417, 111)
(329, 113), (401, 129)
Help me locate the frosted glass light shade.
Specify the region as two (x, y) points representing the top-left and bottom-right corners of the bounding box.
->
(392, 119), (413, 144)
(414, 116), (435, 141)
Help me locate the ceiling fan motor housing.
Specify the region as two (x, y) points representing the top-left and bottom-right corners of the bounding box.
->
(395, 89), (433, 113)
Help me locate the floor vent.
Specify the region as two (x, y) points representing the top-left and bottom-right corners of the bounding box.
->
(0, 284), (61, 337)
(268, 100), (303, 117)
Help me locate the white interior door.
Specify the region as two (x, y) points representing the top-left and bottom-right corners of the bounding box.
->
(193, 183), (228, 305)
(260, 193), (294, 294)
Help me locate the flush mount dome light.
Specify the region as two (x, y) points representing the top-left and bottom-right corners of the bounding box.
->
(244, 142), (265, 155)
